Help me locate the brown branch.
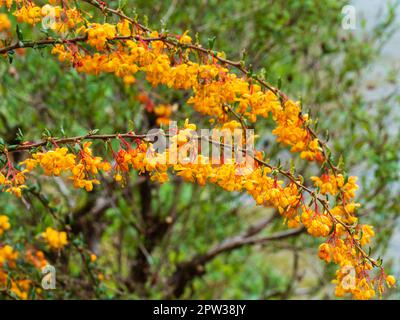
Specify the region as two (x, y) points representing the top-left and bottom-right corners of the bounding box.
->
(2, 132), (156, 153)
(0, 36), (87, 55)
(0, 34), (166, 55)
(166, 227), (305, 298)
(244, 212), (278, 237)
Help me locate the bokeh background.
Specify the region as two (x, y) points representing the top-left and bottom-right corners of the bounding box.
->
(0, 0), (399, 299)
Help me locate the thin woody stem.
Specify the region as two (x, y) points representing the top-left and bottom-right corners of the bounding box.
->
(1, 132), (154, 152)
(0, 35), (166, 54)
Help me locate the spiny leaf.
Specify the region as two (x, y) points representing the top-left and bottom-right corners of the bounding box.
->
(88, 129), (100, 135)
(16, 24), (24, 41)
(207, 36), (216, 50)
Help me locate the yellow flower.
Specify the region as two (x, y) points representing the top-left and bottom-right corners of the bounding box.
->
(114, 173), (123, 182)
(0, 0), (13, 10)
(0, 215), (11, 236)
(311, 174), (344, 195)
(386, 275), (396, 288)
(0, 245), (18, 268)
(11, 279), (31, 300)
(23, 147), (76, 176)
(5, 185), (27, 197)
(0, 13), (11, 32)
(318, 243), (332, 263)
(342, 176), (359, 200)
(90, 254), (97, 262)
(85, 23), (116, 50)
(41, 227), (68, 250)
(301, 208), (333, 237)
(13, 4), (42, 25)
(117, 19), (131, 36)
(183, 118), (197, 131)
(179, 31), (192, 44)
(287, 216), (300, 228)
(359, 225), (375, 246)
(26, 249), (47, 269)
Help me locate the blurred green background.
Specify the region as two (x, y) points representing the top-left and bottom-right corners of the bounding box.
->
(0, 0), (399, 299)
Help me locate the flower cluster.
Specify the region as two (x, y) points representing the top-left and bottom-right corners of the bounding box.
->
(41, 227), (68, 250)
(5, 0), (81, 32)
(0, 214), (10, 235)
(311, 174), (345, 195)
(153, 104), (176, 125)
(0, 247), (47, 299)
(272, 100), (323, 161)
(0, 207), (83, 300)
(137, 93), (177, 125)
(301, 208), (333, 237)
(0, 0), (20, 10)
(21, 142), (111, 191)
(13, 3), (42, 25)
(0, 13), (11, 32)
(85, 23), (117, 50)
(40, 4), (82, 34)
(0, 216), (48, 299)
(25, 249), (47, 269)
(71, 142), (112, 191)
(0, 244), (18, 268)
(0, 160), (28, 197)
(23, 147), (76, 175)
(310, 176), (391, 299)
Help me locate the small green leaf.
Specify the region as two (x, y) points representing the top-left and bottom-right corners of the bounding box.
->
(7, 50), (14, 64)
(16, 24), (24, 41)
(207, 36), (216, 50)
(88, 129), (99, 135)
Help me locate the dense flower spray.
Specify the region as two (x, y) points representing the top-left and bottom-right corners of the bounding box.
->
(0, 0), (396, 299)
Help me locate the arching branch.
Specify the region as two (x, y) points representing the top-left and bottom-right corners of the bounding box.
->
(166, 224), (305, 298)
